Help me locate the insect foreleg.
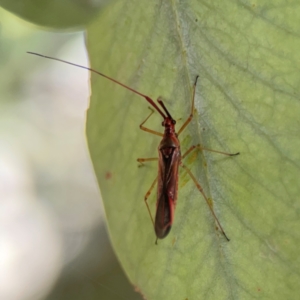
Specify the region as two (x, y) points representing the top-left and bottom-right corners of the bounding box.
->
(178, 75), (199, 136)
(139, 107), (163, 137)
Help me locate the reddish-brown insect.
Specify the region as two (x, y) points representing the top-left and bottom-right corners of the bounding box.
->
(27, 52), (239, 242)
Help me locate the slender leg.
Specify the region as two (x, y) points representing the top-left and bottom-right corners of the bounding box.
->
(180, 163), (230, 241)
(143, 176), (158, 228)
(140, 107), (164, 137)
(181, 144), (240, 161)
(178, 76), (199, 136)
(137, 157), (158, 167)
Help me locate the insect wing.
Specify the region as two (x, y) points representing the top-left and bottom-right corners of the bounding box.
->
(155, 147), (180, 239)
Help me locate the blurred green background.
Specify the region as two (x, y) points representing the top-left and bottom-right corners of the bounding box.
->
(0, 7), (142, 300)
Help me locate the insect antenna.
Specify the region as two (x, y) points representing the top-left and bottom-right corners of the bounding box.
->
(27, 51), (167, 119)
(157, 98), (175, 121)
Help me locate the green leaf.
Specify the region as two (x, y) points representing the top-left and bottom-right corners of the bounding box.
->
(0, 0), (107, 29)
(86, 1), (300, 299)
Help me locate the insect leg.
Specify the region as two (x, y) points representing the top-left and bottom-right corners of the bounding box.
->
(199, 146), (239, 156)
(143, 176), (158, 227)
(177, 75), (199, 136)
(140, 107), (163, 137)
(180, 163), (230, 241)
(137, 157), (158, 167)
(182, 144), (239, 161)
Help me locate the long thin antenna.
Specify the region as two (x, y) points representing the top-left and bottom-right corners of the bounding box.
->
(27, 51), (167, 119)
(157, 99), (174, 120)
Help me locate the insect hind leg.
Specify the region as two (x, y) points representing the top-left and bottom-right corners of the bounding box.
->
(180, 163), (230, 241)
(142, 176), (158, 229)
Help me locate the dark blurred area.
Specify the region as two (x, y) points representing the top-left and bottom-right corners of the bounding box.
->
(0, 7), (142, 300)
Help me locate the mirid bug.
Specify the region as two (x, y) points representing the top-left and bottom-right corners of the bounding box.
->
(27, 51), (239, 243)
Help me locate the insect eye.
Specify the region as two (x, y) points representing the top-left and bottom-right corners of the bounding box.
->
(161, 121), (164, 126)
(172, 120), (176, 125)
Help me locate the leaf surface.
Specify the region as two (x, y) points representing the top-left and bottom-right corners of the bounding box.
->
(86, 1), (300, 299)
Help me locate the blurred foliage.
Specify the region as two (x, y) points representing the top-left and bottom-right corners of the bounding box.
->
(0, 0), (110, 29)
(0, 7), (142, 300)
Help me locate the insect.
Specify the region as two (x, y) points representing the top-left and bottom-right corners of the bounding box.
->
(27, 51), (239, 242)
